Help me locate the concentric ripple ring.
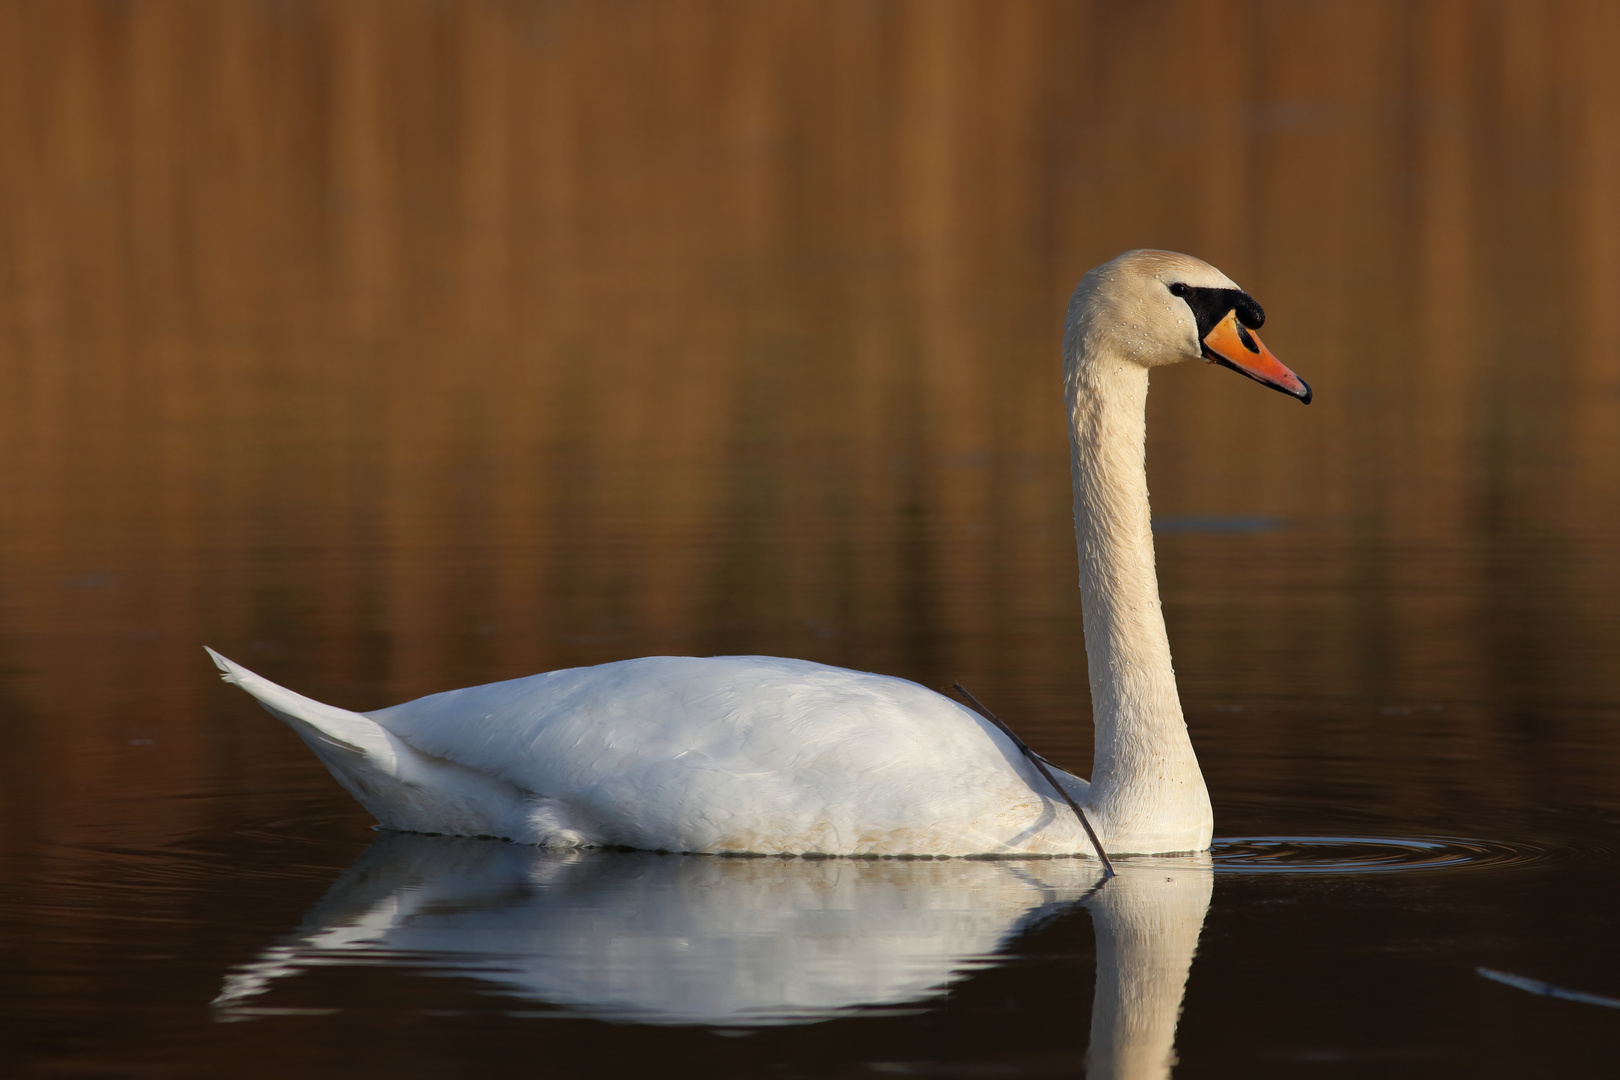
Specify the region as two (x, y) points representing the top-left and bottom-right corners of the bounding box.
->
(1211, 835), (1549, 874)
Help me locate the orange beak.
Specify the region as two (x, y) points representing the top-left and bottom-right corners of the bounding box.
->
(1202, 310), (1311, 404)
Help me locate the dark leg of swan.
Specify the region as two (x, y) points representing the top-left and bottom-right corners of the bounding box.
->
(951, 682), (1114, 877)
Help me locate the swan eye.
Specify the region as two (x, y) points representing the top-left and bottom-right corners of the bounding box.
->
(1168, 282), (1190, 298)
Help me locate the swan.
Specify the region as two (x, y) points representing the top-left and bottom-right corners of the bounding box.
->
(208, 249), (1309, 858)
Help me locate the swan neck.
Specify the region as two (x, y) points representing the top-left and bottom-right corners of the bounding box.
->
(1065, 334), (1211, 852)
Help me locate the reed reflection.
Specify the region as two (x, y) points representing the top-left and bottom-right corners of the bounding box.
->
(217, 836), (1210, 1076)
(7, 0), (1620, 860)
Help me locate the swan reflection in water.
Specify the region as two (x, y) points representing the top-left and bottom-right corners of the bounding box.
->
(218, 835), (1211, 1077)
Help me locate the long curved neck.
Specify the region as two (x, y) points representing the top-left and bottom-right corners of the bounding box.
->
(1065, 334), (1212, 854)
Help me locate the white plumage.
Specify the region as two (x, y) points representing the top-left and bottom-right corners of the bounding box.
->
(211, 650), (1091, 856)
(211, 249), (1308, 858)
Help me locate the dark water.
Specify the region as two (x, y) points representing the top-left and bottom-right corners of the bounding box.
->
(4, 2), (1620, 1076)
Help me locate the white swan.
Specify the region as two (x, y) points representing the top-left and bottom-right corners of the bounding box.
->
(208, 249), (1309, 857)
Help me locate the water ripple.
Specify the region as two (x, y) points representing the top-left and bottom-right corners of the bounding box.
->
(1211, 835), (1553, 874)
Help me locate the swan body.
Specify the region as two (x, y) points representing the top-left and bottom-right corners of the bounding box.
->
(210, 651), (1093, 856)
(211, 249), (1308, 857)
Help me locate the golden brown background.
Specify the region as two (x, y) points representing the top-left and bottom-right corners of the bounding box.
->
(2, 0), (1619, 855)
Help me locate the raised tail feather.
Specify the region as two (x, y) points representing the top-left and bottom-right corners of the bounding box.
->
(205, 648), (536, 840)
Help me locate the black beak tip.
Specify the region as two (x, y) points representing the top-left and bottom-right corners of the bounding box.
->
(1296, 380), (1313, 405)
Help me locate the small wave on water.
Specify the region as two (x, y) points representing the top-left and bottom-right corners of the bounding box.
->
(1211, 835), (1553, 874)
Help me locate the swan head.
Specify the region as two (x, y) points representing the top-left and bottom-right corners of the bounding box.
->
(1066, 249), (1311, 404)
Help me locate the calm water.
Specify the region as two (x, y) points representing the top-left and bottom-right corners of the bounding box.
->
(3, 2), (1620, 1076)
